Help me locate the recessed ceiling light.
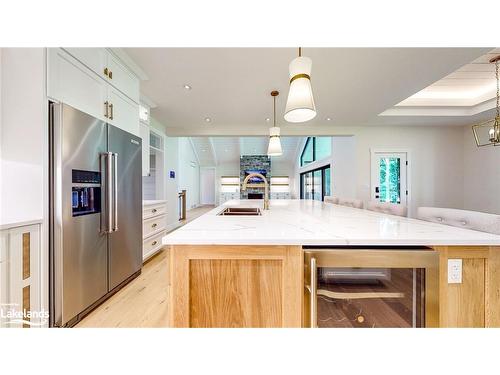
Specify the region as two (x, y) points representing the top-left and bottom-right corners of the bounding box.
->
(326, 117), (332, 121)
(183, 84), (192, 90)
(204, 117), (211, 123)
(265, 118), (270, 122)
(201, 149), (207, 152)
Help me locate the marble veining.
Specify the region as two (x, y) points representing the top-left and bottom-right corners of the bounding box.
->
(162, 199), (500, 246)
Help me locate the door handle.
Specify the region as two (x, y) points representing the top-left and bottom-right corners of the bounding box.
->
(310, 257), (317, 328)
(104, 152), (113, 233)
(104, 101), (109, 118)
(113, 153), (118, 232)
(109, 103), (114, 120)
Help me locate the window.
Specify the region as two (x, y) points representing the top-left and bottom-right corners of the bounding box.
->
(314, 137), (331, 161)
(300, 137), (331, 166)
(300, 165), (331, 201)
(300, 138), (314, 166)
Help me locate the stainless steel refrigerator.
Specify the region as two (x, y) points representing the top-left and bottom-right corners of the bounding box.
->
(49, 103), (142, 327)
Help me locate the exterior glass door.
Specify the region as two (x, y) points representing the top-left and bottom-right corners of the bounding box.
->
(371, 152), (407, 205)
(300, 165), (331, 201)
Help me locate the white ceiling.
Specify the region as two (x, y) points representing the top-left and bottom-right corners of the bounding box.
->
(124, 47), (493, 135)
(190, 136), (302, 168)
(395, 49), (500, 107)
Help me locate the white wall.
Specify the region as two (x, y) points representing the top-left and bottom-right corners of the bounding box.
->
(352, 126), (464, 217)
(164, 135), (180, 230)
(293, 127), (465, 217)
(331, 136), (357, 199)
(0, 48), (46, 225)
(215, 161), (240, 204)
(178, 137), (200, 210)
(463, 125), (500, 214)
(200, 167), (216, 205)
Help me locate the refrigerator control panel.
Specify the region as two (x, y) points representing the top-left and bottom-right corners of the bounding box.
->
(72, 169), (101, 184)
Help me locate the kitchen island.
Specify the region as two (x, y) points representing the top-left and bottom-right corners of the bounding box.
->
(162, 199), (500, 328)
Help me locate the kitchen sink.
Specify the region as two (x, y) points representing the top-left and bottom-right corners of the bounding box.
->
(218, 207), (262, 216)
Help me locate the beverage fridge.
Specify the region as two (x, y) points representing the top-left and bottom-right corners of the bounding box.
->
(49, 103), (142, 327)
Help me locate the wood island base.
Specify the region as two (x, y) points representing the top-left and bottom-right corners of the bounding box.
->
(168, 245), (500, 328)
(169, 245), (303, 328)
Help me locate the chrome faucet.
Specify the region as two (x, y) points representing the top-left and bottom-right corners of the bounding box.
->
(242, 173), (270, 210)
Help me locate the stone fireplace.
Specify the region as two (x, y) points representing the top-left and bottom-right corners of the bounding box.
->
(240, 155), (271, 200)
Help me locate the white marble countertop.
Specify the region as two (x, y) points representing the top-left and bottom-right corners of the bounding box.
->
(162, 199), (500, 246)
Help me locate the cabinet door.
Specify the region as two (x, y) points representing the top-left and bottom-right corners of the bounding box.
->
(47, 48), (108, 122)
(140, 123), (151, 176)
(0, 225), (42, 328)
(62, 48), (107, 80)
(0, 231), (8, 327)
(106, 52), (140, 103)
(107, 86), (140, 136)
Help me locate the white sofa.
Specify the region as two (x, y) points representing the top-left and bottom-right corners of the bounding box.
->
(366, 200), (407, 217)
(417, 207), (500, 235)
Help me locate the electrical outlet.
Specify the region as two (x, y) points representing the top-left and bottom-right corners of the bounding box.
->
(448, 259), (462, 284)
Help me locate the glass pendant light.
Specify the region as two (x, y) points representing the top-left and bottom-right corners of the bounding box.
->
(267, 90), (283, 156)
(472, 55), (500, 147)
(284, 47), (317, 123)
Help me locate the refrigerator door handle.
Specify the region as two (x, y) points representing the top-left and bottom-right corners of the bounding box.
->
(99, 152), (112, 234)
(113, 152), (119, 232)
(107, 151), (113, 233)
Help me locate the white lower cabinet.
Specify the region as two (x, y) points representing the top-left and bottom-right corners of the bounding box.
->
(142, 201), (167, 261)
(0, 224), (43, 328)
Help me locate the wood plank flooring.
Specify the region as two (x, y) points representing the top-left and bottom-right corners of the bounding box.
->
(76, 204), (215, 328)
(76, 250), (170, 328)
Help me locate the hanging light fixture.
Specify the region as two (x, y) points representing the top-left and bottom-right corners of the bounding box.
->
(284, 47), (317, 123)
(472, 55), (500, 147)
(267, 90), (283, 156)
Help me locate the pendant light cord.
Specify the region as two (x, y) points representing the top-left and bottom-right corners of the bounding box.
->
(273, 95), (276, 126)
(496, 59), (499, 119)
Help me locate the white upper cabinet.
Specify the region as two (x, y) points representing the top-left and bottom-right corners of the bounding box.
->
(106, 52), (140, 103)
(47, 48), (108, 123)
(62, 48), (108, 80)
(107, 86), (139, 136)
(47, 48), (141, 136)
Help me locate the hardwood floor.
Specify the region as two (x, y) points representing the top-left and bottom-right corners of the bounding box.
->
(76, 249), (170, 328)
(182, 204), (215, 224)
(76, 205), (215, 328)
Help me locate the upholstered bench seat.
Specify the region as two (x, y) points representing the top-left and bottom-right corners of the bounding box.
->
(417, 207), (500, 235)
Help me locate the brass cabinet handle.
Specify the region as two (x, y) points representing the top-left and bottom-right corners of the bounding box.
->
(104, 101), (109, 118)
(109, 103), (114, 120)
(152, 208), (157, 213)
(108, 70), (113, 79)
(152, 223), (157, 228)
(152, 241), (157, 246)
(104, 67), (109, 77)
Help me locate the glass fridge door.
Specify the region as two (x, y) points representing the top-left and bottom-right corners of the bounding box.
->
(304, 249), (439, 328)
